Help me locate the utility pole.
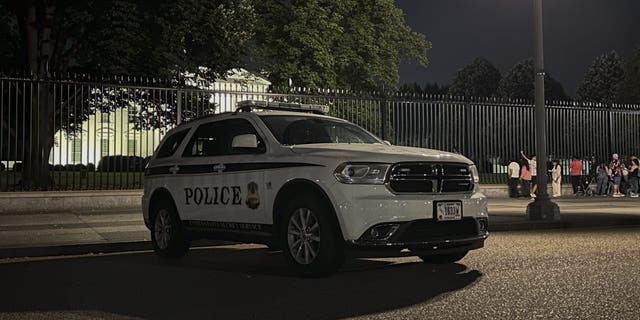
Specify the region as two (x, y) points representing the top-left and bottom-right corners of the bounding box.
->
(527, 0), (560, 220)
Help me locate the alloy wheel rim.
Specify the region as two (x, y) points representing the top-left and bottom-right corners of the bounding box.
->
(287, 208), (321, 265)
(154, 209), (172, 250)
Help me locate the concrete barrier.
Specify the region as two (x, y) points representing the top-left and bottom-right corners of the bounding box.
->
(0, 190), (142, 214)
(0, 184), (583, 214)
(480, 184), (577, 198)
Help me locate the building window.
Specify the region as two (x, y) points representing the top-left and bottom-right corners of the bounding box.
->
(128, 139), (137, 156)
(72, 138), (82, 163)
(101, 139), (110, 157)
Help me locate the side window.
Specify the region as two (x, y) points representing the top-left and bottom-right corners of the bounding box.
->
(183, 118), (266, 157)
(156, 129), (189, 158)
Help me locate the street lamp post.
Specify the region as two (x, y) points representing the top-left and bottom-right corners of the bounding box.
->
(526, 0), (560, 220)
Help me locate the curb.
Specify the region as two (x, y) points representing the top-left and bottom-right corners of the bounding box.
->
(0, 190), (142, 214)
(490, 217), (640, 232)
(0, 239), (232, 259)
(0, 241), (152, 259)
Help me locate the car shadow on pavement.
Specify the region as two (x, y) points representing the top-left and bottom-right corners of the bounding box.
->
(1, 246), (482, 320)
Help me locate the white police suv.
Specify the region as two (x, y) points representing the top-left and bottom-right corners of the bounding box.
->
(142, 100), (488, 277)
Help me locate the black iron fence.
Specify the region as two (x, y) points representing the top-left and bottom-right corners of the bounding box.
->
(1, 76), (639, 191)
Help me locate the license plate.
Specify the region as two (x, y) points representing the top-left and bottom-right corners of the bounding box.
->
(435, 202), (462, 221)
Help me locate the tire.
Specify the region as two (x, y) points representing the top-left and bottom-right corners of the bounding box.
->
(150, 200), (190, 259)
(281, 194), (344, 277)
(418, 251), (468, 264)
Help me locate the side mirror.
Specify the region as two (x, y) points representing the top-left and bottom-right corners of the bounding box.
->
(232, 134), (258, 149)
(383, 140), (392, 146)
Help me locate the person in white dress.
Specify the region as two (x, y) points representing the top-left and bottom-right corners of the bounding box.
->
(549, 160), (562, 197)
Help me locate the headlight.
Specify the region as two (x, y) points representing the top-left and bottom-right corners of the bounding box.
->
(469, 165), (480, 183)
(334, 163), (391, 184)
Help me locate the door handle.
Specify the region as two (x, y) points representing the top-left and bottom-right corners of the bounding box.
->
(213, 163), (226, 172)
(169, 165), (180, 174)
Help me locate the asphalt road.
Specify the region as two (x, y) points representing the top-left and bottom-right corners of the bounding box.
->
(0, 227), (638, 320)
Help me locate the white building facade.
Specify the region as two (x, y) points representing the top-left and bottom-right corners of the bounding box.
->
(50, 69), (271, 166)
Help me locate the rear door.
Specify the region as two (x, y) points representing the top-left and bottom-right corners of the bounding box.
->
(173, 117), (269, 226)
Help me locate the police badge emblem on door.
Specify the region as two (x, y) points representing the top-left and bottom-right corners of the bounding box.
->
(245, 182), (260, 209)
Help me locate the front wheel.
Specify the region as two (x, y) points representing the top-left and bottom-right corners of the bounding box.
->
(151, 201), (190, 259)
(418, 251), (468, 264)
(282, 196), (344, 277)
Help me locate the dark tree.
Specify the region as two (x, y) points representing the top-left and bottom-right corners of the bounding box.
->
(618, 47), (640, 104)
(448, 57), (501, 97)
(576, 51), (624, 103)
(399, 82), (424, 95)
(423, 82), (449, 95)
(0, 0), (255, 189)
(497, 59), (569, 101)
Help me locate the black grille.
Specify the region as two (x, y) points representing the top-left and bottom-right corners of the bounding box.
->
(397, 218), (479, 243)
(389, 179), (435, 193)
(388, 162), (473, 193)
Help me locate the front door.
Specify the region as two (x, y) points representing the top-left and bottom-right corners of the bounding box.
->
(173, 117), (268, 225)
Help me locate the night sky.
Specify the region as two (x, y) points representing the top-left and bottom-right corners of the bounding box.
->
(396, 0), (640, 96)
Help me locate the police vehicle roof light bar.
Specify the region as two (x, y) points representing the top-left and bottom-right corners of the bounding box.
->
(236, 100), (329, 115)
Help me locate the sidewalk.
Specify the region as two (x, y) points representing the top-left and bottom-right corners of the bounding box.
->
(487, 197), (640, 231)
(1, 197), (639, 259)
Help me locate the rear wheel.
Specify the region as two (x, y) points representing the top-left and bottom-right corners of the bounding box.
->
(281, 195), (344, 277)
(418, 251), (468, 264)
(151, 200), (190, 259)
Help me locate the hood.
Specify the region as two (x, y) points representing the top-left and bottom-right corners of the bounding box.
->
(288, 143), (472, 164)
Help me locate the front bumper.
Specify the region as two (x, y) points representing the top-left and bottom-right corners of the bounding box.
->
(326, 182), (489, 241)
(344, 217), (488, 258)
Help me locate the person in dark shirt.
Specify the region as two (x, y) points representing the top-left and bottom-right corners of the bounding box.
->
(628, 157), (639, 198)
(595, 163), (609, 196)
(609, 154), (624, 198)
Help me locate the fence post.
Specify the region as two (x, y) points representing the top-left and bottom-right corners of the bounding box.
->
(606, 105), (613, 157)
(464, 99), (471, 158)
(380, 87), (389, 141)
(176, 90), (183, 125)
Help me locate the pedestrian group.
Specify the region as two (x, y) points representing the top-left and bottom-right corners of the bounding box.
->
(507, 153), (639, 199)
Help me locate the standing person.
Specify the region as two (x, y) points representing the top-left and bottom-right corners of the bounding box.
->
(609, 153), (624, 198)
(596, 163), (609, 196)
(570, 156), (583, 195)
(521, 151), (537, 198)
(507, 159), (520, 198)
(550, 160), (562, 197)
(627, 157), (639, 198)
(520, 161), (532, 199)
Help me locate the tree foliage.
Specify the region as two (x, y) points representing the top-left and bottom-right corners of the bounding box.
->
(575, 51), (624, 103)
(399, 82), (425, 95)
(448, 57), (501, 97)
(0, 2), (21, 72)
(0, 0), (255, 189)
(0, 0), (256, 77)
(618, 48), (640, 104)
(399, 82), (449, 96)
(497, 59), (569, 101)
(251, 0), (431, 91)
(423, 82), (449, 95)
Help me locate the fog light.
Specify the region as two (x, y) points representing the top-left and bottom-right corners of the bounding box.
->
(478, 219), (488, 232)
(361, 224), (400, 241)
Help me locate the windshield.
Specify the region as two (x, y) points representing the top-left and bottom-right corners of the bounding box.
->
(259, 115), (382, 145)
